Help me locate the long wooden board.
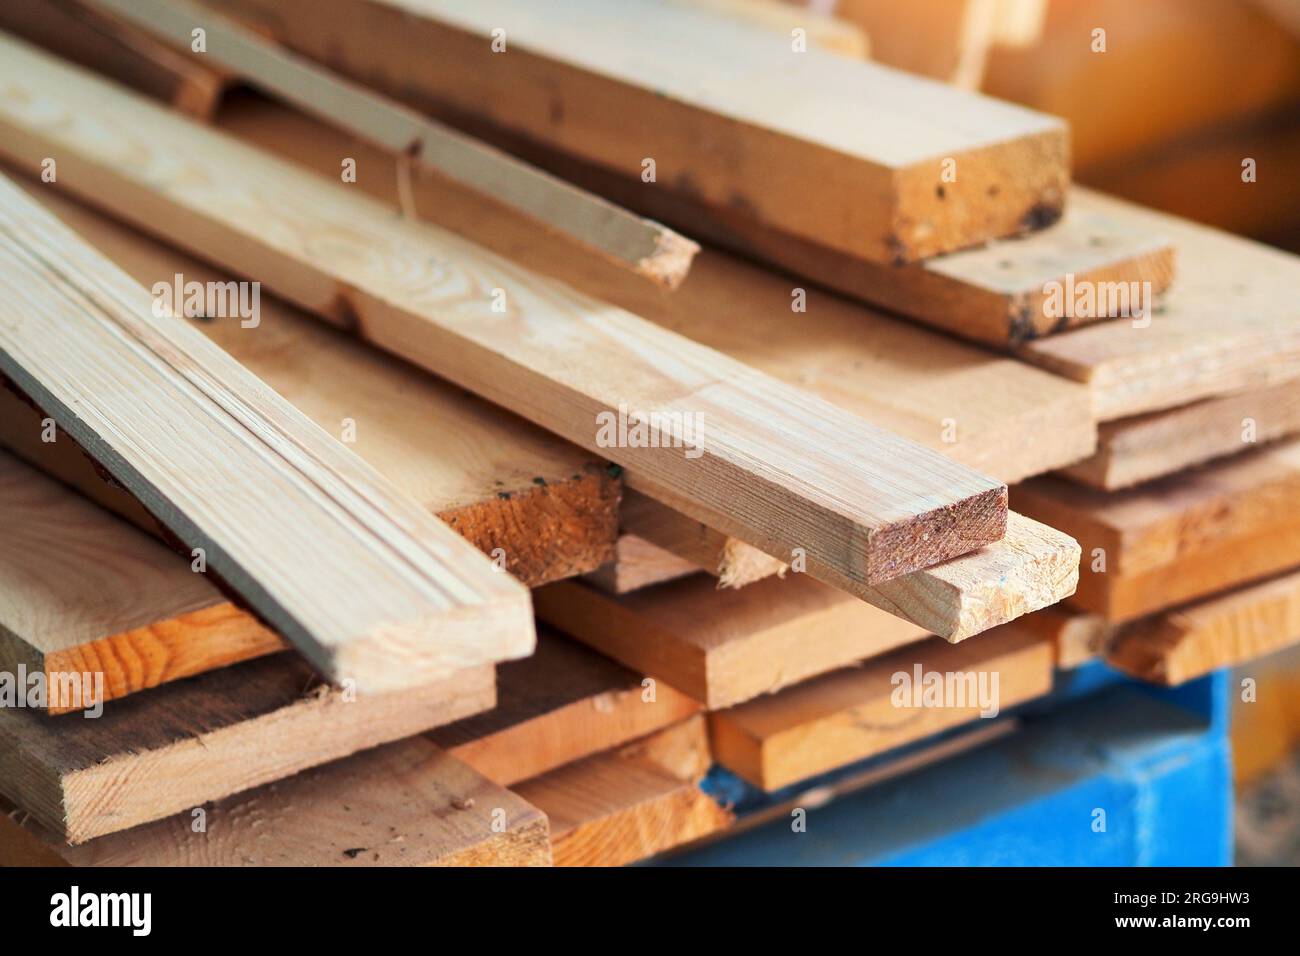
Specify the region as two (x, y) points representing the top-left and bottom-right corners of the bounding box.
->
(0, 36), (1009, 598)
(92, 0), (699, 289)
(10, 179), (620, 587)
(0, 739), (551, 866)
(429, 626), (701, 786)
(584, 533), (701, 595)
(0, 653), (494, 844)
(514, 716), (731, 866)
(1060, 379), (1300, 490)
(1017, 189), (1300, 421)
(0, 170), (533, 691)
(536, 575), (934, 710)
(1015, 439), (1300, 621)
(212, 0), (1069, 264)
(708, 625), (1053, 789)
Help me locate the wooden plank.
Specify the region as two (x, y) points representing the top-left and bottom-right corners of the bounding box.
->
(0, 739), (551, 866)
(536, 575), (933, 710)
(1060, 379), (1300, 490)
(0, 653), (494, 844)
(681, 0), (869, 57)
(0, 0), (228, 119)
(708, 625), (1054, 789)
(211, 0), (1069, 264)
(10, 180), (621, 587)
(429, 626), (701, 785)
(1015, 440), (1300, 621)
(0, 39), (1009, 598)
(0, 449), (284, 713)
(584, 534), (700, 594)
(1106, 570), (1300, 686)
(1008, 604), (1105, 669)
(514, 715), (732, 866)
(92, 0), (699, 290)
(828, 0), (1002, 89)
(1017, 189), (1300, 421)
(216, 95), (1097, 488)
(0, 168), (534, 691)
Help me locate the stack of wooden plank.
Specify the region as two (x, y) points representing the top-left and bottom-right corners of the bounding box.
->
(0, 0), (1295, 867)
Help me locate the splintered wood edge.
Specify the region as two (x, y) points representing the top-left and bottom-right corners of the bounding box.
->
(634, 226), (701, 290)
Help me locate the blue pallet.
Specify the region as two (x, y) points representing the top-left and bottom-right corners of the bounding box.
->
(662, 670), (1232, 866)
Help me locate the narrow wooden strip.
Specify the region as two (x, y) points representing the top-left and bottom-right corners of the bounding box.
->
(0, 653), (494, 844)
(0, 740), (551, 866)
(681, 0), (869, 57)
(0, 168), (533, 690)
(584, 534), (700, 595)
(1018, 189), (1300, 421)
(1015, 440), (1300, 621)
(1106, 569), (1300, 686)
(536, 575), (933, 710)
(212, 0), (1068, 264)
(0, 38), (1008, 595)
(1060, 379), (1300, 490)
(429, 626), (701, 786)
(708, 626), (1054, 790)
(1005, 604), (1105, 669)
(9, 180), (620, 587)
(513, 716), (731, 866)
(91, 0), (699, 289)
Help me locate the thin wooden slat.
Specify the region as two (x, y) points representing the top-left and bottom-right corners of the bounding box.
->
(0, 38), (1009, 600)
(211, 0), (1069, 264)
(708, 625), (1053, 790)
(536, 575), (933, 710)
(8, 180), (621, 586)
(92, 0), (699, 289)
(429, 626), (702, 786)
(584, 534), (700, 595)
(0, 653), (495, 844)
(0, 170), (533, 691)
(0, 740), (551, 866)
(1015, 439), (1300, 622)
(514, 715), (731, 866)
(1060, 379), (1300, 490)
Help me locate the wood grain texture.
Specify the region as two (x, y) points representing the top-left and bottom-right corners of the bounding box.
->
(513, 715), (731, 866)
(212, 0), (1069, 264)
(0, 653), (494, 844)
(14, 181), (620, 587)
(1104, 569), (1300, 686)
(0, 739), (551, 866)
(0, 38), (1009, 595)
(1060, 379), (1300, 490)
(536, 575), (933, 710)
(1018, 189), (1300, 421)
(93, 0), (699, 289)
(430, 626), (701, 785)
(0, 167), (533, 691)
(708, 625), (1053, 789)
(0, 449), (285, 713)
(216, 95), (1096, 488)
(584, 534), (700, 594)
(1015, 439), (1300, 622)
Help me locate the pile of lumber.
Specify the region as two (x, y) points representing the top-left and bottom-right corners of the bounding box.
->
(0, 0), (1296, 867)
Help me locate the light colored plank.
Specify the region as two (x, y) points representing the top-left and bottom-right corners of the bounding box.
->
(514, 716), (731, 866)
(584, 534), (700, 594)
(92, 0), (699, 289)
(1106, 569), (1300, 686)
(10, 179), (620, 586)
(0, 168), (533, 691)
(1015, 439), (1300, 621)
(0, 449), (284, 713)
(1018, 189), (1300, 421)
(830, 0), (1001, 88)
(680, 0), (869, 57)
(0, 739), (551, 866)
(0, 653), (494, 844)
(429, 627), (701, 785)
(1061, 379), (1300, 490)
(536, 575), (933, 710)
(0, 38), (1009, 599)
(708, 625), (1053, 789)
(212, 0), (1068, 264)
